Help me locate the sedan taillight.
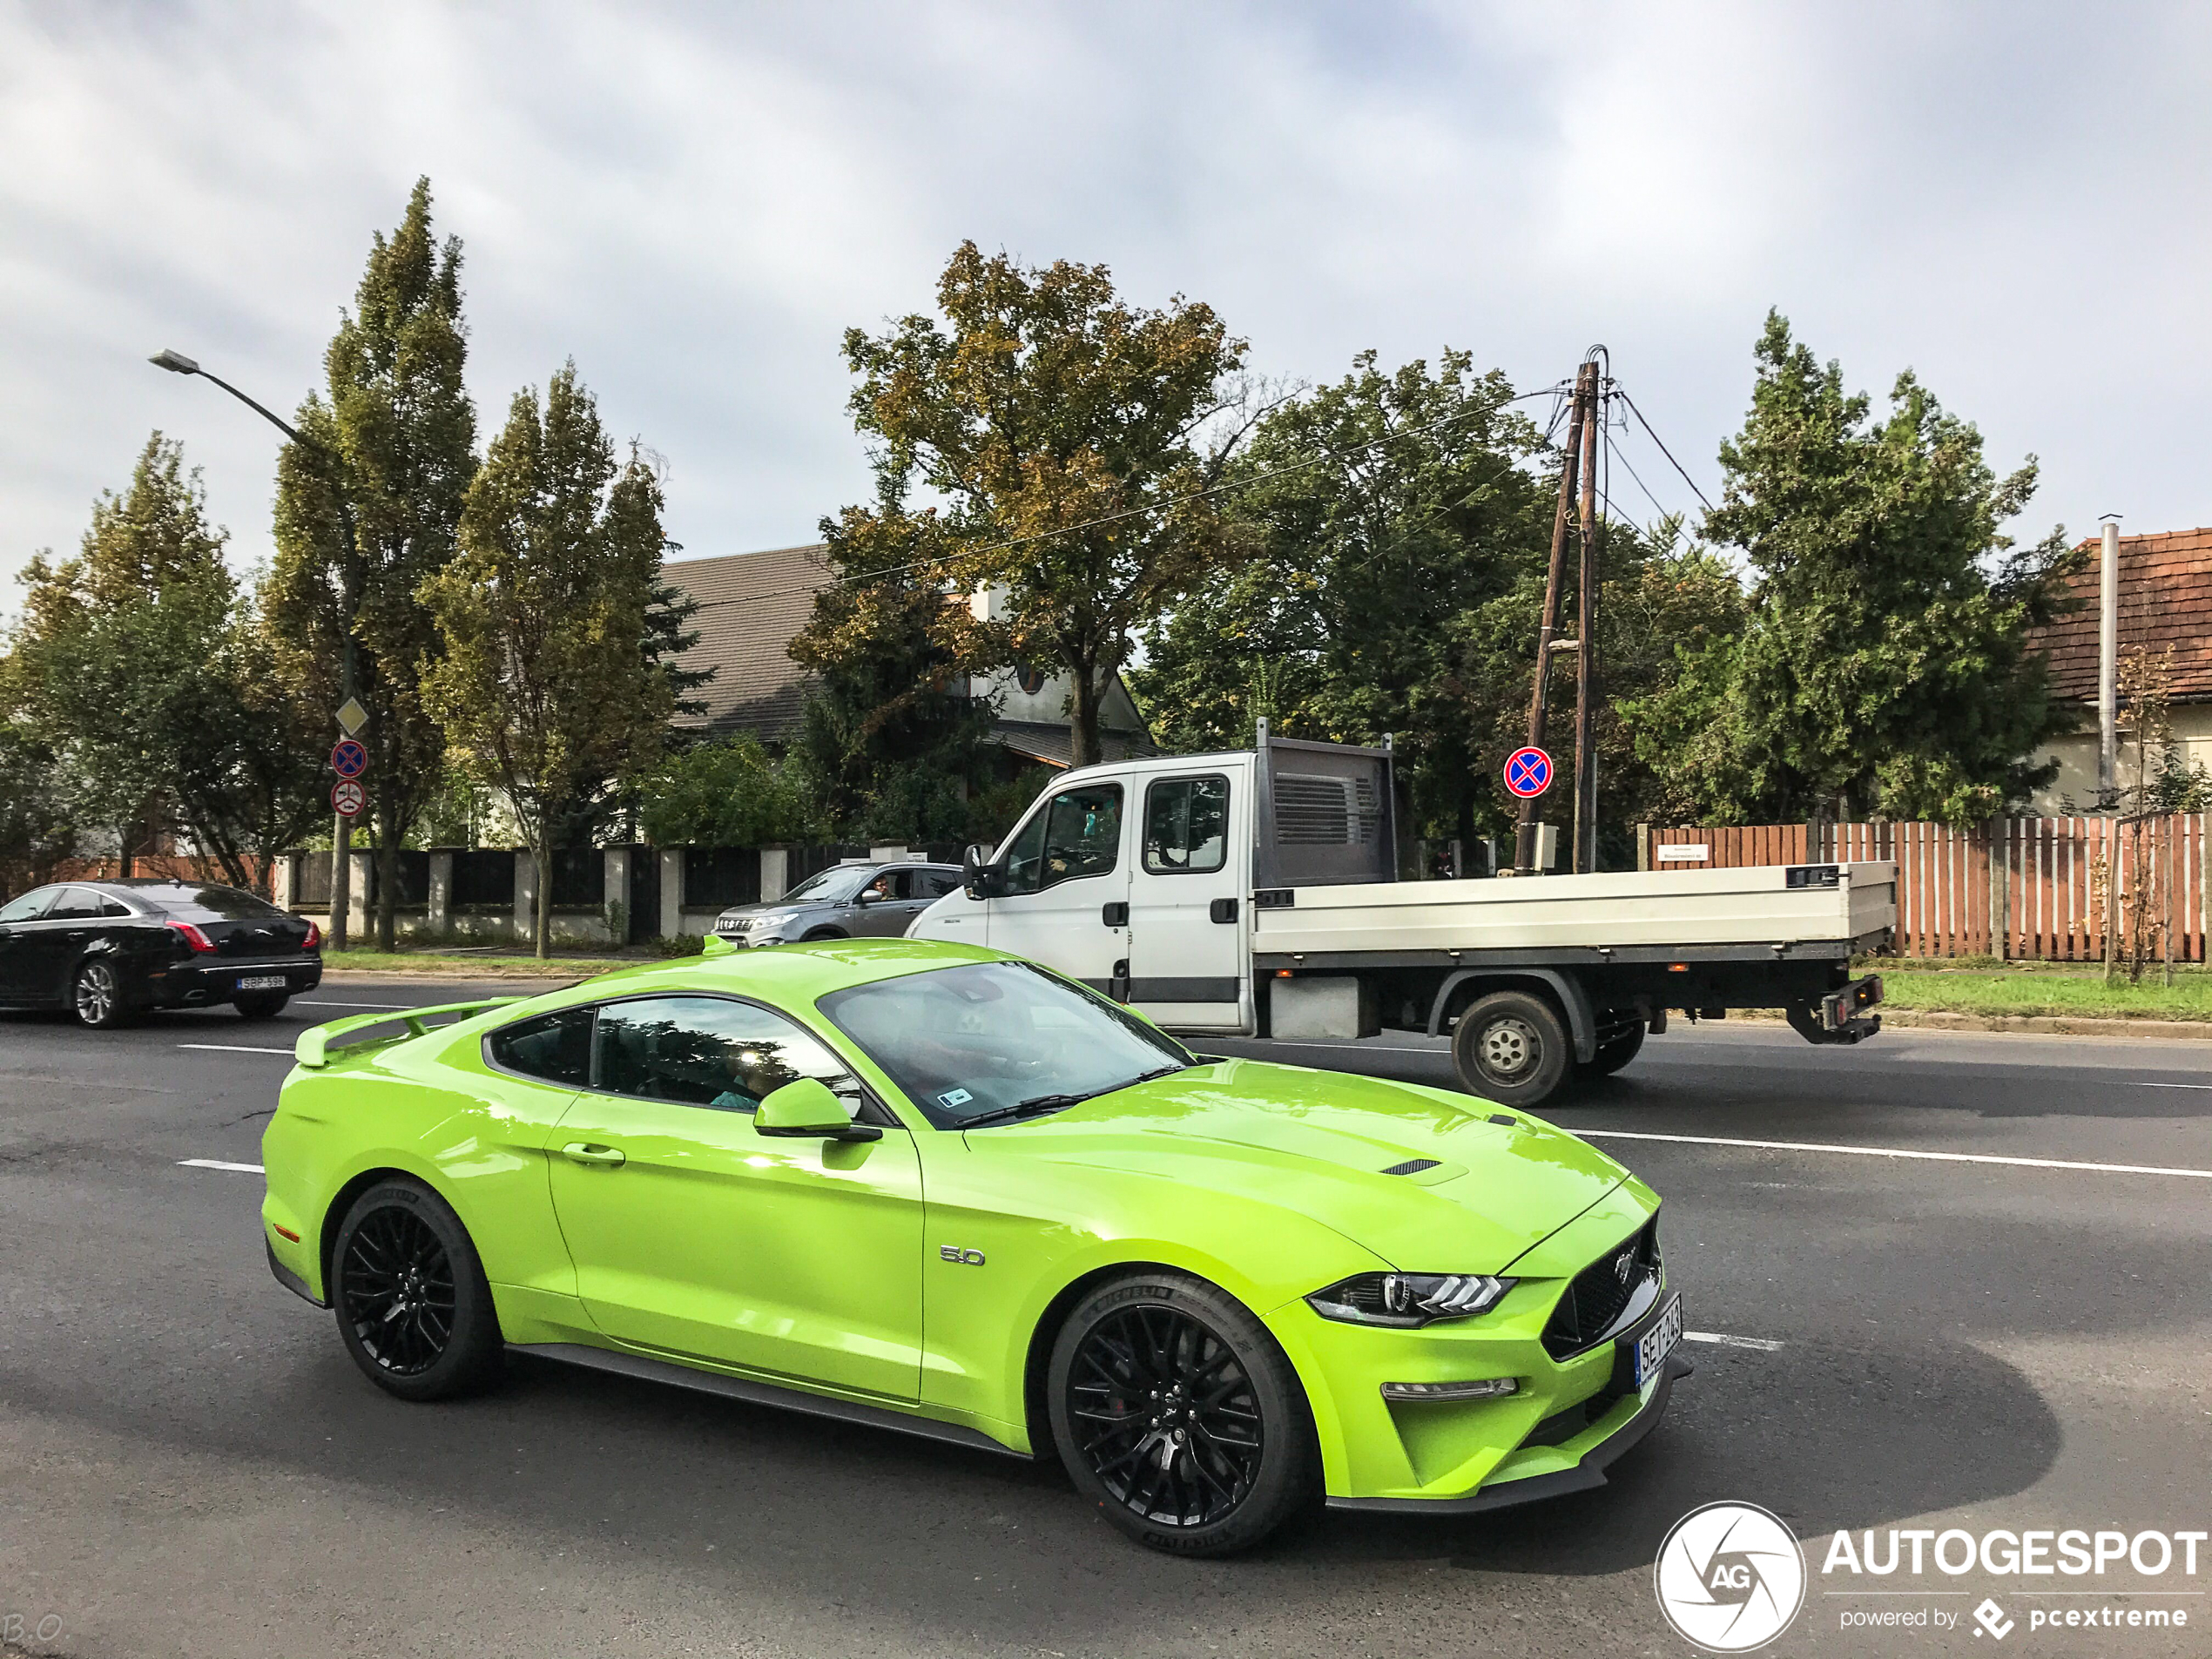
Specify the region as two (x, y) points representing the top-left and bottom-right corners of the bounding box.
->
(301, 919), (322, 950)
(168, 920), (217, 953)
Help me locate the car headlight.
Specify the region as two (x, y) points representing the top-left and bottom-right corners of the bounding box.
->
(1306, 1272), (1516, 1328)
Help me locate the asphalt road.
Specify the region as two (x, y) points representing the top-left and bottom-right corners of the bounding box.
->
(3, 979), (2209, 1658)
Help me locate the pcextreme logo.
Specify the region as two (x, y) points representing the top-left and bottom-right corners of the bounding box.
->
(1655, 1501), (1808, 1651)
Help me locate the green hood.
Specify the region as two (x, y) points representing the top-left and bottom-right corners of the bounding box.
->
(969, 1057), (1628, 1274)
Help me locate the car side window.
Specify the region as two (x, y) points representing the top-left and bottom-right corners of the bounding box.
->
(1002, 783), (1123, 895)
(487, 1007), (596, 1087)
(0, 888), (55, 923)
(922, 871), (961, 899)
(44, 887), (106, 921)
(889, 869), (920, 900)
(593, 995), (859, 1115)
(98, 897), (134, 917)
(1143, 776), (1231, 875)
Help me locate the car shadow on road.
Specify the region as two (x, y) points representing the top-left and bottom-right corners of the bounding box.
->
(1291, 1333), (2061, 1575)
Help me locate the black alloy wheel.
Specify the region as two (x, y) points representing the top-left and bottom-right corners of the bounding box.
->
(331, 1179), (503, 1400)
(71, 960), (130, 1028)
(1048, 1271), (1318, 1555)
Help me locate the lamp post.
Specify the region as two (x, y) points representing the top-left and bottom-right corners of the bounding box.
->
(150, 348), (362, 949)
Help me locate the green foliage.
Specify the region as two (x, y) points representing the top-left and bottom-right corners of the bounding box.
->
(421, 364), (673, 957)
(791, 569), (1001, 846)
(265, 177), (477, 942)
(0, 719), (78, 898)
(638, 733), (817, 847)
(8, 435), (323, 890)
(646, 933), (708, 958)
(1136, 350), (1727, 847)
(821, 241), (1246, 766)
(1622, 313), (2079, 826)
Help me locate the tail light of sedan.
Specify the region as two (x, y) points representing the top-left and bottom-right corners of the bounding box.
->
(301, 919), (322, 949)
(168, 920), (218, 953)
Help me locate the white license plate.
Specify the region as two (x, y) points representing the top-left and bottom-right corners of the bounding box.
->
(237, 974), (288, 991)
(1631, 1293), (1683, 1386)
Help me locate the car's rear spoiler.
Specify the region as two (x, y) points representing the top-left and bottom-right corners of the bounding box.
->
(293, 998), (525, 1069)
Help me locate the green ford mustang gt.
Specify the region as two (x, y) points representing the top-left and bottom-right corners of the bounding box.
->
(262, 938), (1686, 1555)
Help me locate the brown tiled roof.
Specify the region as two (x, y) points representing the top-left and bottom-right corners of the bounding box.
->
(993, 720), (1157, 770)
(2026, 526), (2212, 704)
(664, 544), (833, 741)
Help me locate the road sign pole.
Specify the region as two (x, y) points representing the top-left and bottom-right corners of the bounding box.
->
(326, 700), (369, 953)
(1518, 361), (1593, 873)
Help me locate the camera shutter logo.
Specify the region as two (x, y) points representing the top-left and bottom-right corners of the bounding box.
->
(1654, 1501), (1806, 1651)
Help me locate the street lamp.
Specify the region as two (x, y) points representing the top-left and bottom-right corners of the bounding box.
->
(150, 347), (362, 950)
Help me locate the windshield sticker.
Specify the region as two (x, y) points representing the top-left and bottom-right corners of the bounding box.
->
(938, 1087), (974, 1109)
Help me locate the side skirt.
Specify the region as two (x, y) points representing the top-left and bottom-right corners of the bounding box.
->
(507, 1341), (1031, 1461)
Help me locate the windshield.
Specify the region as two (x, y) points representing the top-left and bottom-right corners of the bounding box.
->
(818, 961), (1193, 1129)
(779, 866), (874, 905)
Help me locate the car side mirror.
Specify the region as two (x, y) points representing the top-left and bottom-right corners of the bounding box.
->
(754, 1078), (880, 1142)
(855, 889), (880, 904)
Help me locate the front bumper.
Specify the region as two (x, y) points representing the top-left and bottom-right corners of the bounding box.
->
(1267, 1184), (1685, 1508)
(147, 955), (321, 1008)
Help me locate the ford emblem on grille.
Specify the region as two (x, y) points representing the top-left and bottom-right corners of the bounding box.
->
(1613, 1247), (1637, 1285)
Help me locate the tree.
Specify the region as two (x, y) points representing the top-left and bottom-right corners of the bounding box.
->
(823, 241), (1247, 767)
(1622, 313), (2080, 826)
(265, 178), (476, 945)
(1135, 350), (1556, 847)
(638, 733), (816, 848)
(0, 720), (79, 900)
(420, 365), (674, 957)
(9, 435), (324, 891)
(790, 558), (1002, 845)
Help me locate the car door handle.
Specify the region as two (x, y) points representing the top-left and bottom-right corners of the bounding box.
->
(561, 1142), (626, 1166)
(1102, 901), (1129, 927)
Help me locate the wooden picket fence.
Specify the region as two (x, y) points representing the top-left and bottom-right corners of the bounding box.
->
(1644, 816), (2209, 963)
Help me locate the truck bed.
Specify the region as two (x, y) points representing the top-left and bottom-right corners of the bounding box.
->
(1253, 861), (1898, 962)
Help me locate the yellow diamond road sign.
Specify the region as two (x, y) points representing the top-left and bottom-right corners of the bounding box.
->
(335, 697), (368, 737)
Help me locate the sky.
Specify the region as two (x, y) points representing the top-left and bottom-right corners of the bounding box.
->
(4, 1), (2209, 610)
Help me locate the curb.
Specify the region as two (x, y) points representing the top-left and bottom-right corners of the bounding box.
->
(1733, 1007), (2212, 1041)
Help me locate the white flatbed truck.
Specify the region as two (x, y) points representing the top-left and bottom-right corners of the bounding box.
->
(908, 731), (1893, 1108)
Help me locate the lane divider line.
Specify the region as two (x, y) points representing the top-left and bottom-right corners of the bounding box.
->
(2134, 1081), (2212, 1090)
(177, 1044), (294, 1055)
(1577, 1128), (2212, 1181)
(294, 1000), (414, 1009)
(1684, 1331), (1784, 1352)
(178, 1158), (263, 1174)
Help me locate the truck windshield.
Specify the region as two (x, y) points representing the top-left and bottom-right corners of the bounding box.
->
(818, 961), (1193, 1129)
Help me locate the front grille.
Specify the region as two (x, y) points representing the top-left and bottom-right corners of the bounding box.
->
(1541, 1219), (1661, 1360)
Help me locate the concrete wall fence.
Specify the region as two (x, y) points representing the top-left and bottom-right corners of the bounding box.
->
(1641, 816), (2211, 963)
(272, 840), (950, 947)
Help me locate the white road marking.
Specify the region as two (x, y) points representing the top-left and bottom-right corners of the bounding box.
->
(1684, 1331), (1785, 1352)
(178, 1158), (263, 1174)
(295, 999), (412, 1009)
(2134, 1080), (2212, 1090)
(1578, 1128), (2212, 1181)
(177, 1043), (294, 1055)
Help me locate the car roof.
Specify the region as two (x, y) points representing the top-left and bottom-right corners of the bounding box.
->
(519, 935), (1008, 1014)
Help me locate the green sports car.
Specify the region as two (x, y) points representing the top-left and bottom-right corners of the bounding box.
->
(262, 938), (1686, 1555)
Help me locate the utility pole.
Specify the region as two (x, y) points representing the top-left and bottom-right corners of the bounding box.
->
(1572, 351), (1607, 873)
(2097, 517), (2120, 805)
(150, 349), (362, 949)
(1516, 363), (1590, 873)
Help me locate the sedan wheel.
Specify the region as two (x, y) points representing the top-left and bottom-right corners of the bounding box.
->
(332, 1179), (503, 1400)
(1049, 1271), (1317, 1555)
(71, 961), (131, 1028)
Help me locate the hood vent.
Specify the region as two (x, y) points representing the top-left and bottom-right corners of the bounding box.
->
(1380, 1157), (1440, 1177)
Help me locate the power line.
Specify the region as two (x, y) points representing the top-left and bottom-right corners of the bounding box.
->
(1604, 430), (1673, 524)
(685, 385), (1568, 610)
(1616, 388), (1716, 516)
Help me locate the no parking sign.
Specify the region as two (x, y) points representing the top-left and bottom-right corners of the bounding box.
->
(1503, 746), (1554, 799)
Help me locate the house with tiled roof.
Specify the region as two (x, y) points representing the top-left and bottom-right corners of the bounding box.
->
(663, 544), (1155, 767)
(2021, 526), (2212, 810)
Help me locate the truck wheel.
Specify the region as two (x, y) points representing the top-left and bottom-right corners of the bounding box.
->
(1576, 1022), (1644, 1078)
(1452, 990), (1569, 1107)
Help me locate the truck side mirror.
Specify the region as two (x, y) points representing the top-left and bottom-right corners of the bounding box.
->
(962, 844), (1004, 900)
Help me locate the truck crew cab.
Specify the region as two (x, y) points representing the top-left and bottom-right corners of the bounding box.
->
(908, 725), (1893, 1109)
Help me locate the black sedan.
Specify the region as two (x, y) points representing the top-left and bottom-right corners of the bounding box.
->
(0, 879), (322, 1028)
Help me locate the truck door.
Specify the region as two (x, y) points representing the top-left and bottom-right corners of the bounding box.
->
(1126, 769), (1246, 1032)
(983, 776), (1131, 995)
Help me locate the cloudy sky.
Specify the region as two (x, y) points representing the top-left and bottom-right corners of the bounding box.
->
(4, 1), (2208, 605)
